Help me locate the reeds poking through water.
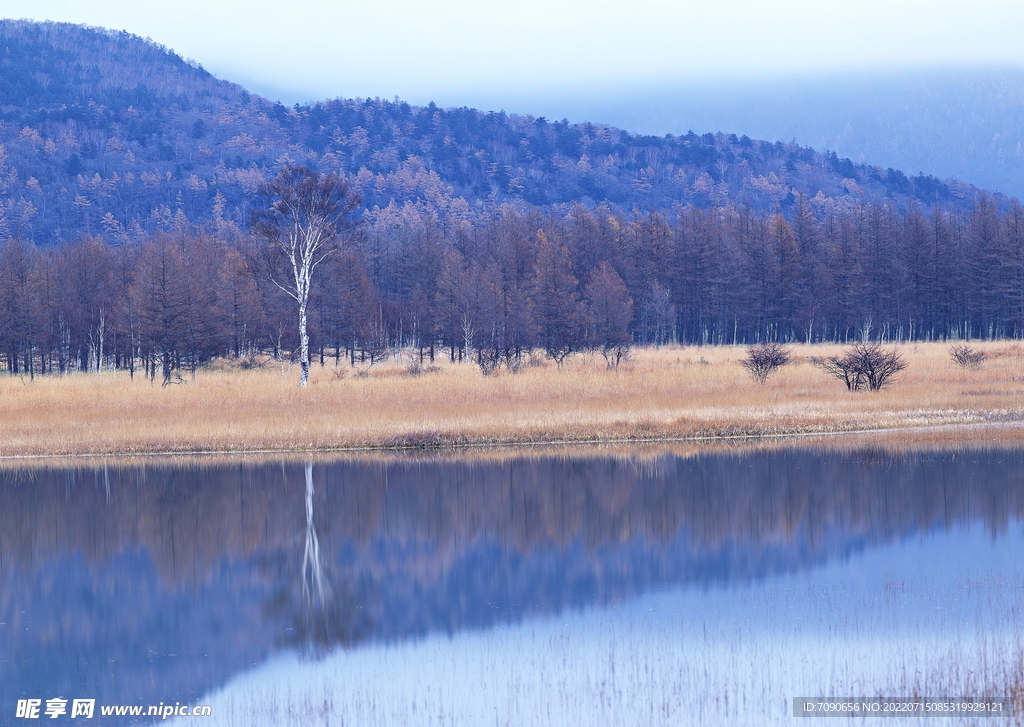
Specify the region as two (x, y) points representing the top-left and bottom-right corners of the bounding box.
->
(168, 527), (1024, 727)
(2, 341), (1024, 457)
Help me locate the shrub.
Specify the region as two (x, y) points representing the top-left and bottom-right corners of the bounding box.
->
(740, 342), (791, 384)
(817, 342), (907, 391)
(474, 348), (502, 376)
(949, 343), (986, 369)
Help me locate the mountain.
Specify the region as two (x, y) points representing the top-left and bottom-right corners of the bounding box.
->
(563, 70), (1024, 200)
(0, 19), (986, 245)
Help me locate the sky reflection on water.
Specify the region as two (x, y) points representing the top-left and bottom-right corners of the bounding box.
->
(188, 524), (1024, 726)
(2, 446), (1023, 724)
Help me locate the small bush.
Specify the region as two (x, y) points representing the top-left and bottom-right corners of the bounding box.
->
(949, 344), (986, 369)
(740, 342), (791, 384)
(601, 343), (631, 370)
(816, 342), (907, 391)
(475, 348), (502, 376)
(403, 359), (443, 377)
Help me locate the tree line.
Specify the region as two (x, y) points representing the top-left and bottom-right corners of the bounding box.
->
(2, 190), (1023, 379)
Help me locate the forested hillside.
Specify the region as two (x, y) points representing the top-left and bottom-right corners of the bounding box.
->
(0, 19), (970, 244)
(588, 70), (1024, 201)
(0, 19), (1021, 378)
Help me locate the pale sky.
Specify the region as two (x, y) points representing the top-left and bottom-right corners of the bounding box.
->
(4, 0), (1024, 109)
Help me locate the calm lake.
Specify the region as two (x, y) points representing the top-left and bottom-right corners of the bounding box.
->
(3, 444), (1023, 725)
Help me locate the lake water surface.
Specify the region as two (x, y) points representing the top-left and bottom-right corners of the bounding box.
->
(3, 445), (1023, 725)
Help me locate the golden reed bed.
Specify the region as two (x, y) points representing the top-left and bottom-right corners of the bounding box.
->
(1, 342), (1023, 459)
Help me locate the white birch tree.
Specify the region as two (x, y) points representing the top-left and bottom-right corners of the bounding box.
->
(251, 166), (361, 386)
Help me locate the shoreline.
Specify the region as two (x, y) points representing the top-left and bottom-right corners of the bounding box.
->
(3, 413), (1023, 462)
(2, 416), (1020, 457)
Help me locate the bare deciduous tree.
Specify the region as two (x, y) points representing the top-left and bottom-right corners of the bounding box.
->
(740, 341), (790, 384)
(586, 261), (633, 369)
(251, 166), (361, 386)
(816, 342), (907, 391)
(532, 232), (588, 369)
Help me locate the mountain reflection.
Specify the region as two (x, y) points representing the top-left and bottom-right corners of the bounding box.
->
(3, 447), (1023, 714)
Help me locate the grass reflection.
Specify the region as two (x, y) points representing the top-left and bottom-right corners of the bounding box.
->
(178, 527), (1024, 726)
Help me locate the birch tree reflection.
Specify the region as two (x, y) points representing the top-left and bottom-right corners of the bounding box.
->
(302, 463), (329, 610)
(264, 462), (369, 656)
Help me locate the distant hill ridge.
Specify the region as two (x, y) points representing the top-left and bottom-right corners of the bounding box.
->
(0, 19), (985, 245)
(0, 19), (232, 108)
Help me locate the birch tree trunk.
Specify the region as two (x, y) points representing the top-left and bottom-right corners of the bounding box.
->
(298, 295), (310, 386)
(251, 166), (361, 387)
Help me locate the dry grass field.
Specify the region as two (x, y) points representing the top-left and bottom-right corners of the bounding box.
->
(2, 341), (1024, 458)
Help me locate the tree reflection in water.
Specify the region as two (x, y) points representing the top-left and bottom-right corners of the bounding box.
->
(5, 446), (1024, 709)
(262, 462), (370, 658)
(302, 463), (328, 611)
